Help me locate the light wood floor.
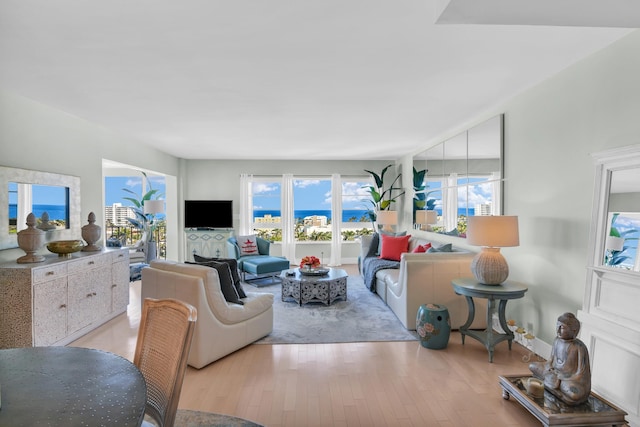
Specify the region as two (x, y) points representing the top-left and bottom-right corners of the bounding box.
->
(71, 265), (541, 427)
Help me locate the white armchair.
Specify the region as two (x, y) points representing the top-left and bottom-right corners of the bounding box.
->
(141, 260), (273, 369)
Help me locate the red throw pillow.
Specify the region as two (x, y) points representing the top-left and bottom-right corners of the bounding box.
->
(412, 243), (432, 253)
(379, 234), (411, 261)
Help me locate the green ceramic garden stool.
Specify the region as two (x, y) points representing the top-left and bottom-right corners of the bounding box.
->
(416, 304), (451, 349)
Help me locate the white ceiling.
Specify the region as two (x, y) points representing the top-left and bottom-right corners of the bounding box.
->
(0, 1), (635, 160)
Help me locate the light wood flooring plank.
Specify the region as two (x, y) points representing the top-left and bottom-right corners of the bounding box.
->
(70, 268), (542, 427)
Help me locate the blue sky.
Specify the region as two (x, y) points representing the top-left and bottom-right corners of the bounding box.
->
(105, 175), (167, 219)
(105, 176), (166, 206)
(9, 183), (67, 205)
(252, 179), (373, 211)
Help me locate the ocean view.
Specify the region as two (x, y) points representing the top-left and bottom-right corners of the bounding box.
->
(9, 204), (67, 220)
(254, 208), (474, 222)
(255, 209), (370, 223)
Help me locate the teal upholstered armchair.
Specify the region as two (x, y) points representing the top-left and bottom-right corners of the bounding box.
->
(226, 237), (290, 285)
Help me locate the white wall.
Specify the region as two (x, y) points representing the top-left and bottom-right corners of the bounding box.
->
(407, 29), (640, 345)
(0, 89), (181, 263)
(182, 159), (393, 263)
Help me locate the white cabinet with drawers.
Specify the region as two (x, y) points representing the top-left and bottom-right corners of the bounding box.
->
(0, 248), (129, 348)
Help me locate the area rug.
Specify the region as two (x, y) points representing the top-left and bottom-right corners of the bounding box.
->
(249, 274), (418, 344)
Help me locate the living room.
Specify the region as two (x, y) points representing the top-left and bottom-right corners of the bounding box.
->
(2, 2), (640, 426)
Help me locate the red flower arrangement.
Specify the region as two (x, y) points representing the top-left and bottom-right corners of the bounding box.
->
(299, 255), (321, 269)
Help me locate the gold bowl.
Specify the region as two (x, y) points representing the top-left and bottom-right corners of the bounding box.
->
(47, 240), (84, 257)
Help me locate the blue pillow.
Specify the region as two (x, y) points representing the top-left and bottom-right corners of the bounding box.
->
(427, 243), (453, 253)
(443, 228), (459, 236)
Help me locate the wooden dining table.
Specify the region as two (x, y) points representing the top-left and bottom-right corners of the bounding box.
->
(0, 346), (146, 426)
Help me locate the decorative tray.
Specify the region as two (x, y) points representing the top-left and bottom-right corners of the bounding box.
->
(299, 267), (330, 276)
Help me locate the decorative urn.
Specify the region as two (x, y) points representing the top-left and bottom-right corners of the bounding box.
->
(81, 211), (102, 251)
(17, 212), (46, 263)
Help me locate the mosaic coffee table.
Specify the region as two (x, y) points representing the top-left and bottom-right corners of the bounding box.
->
(280, 268), (348, 306)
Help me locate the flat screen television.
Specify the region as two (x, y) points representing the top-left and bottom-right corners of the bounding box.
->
(184, 200), (233, 229)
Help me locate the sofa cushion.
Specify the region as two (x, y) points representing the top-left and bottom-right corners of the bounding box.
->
(237, 234), (259, 256)
(375, 268), (400, 302)
(193, 255), (246, 298)
(412, 242), (432, 253)
(186, 261), (244, 305)
(377, 230), (407, 255)
(427, 243), (453, 253)
(378, 268), (401, 295)
(213, 292), (274, 324)
(379, 234), (411, 261)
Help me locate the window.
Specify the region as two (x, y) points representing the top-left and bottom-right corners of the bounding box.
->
(246, 175), (374, 243)
(427, 174), (499, 236)
(341, 178), (375, 241)
(293, 178), (332, 241)
(252, 179), (282, 241)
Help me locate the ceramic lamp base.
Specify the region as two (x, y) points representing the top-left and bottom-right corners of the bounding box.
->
(471, 247), (509, 285)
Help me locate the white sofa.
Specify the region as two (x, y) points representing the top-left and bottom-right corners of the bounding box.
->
(360, 234), (487, 330)
(141, 260), (274, 369)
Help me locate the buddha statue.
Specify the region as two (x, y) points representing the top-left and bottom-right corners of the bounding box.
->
(529, 312), (591, 405)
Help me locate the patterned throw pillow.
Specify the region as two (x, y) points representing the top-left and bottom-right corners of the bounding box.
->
(237, 235), (259, 256)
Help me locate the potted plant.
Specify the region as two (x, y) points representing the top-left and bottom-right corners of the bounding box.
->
(412, 167), (436, 222)
(363, 164), (405, 229)
(122, 171), (164, 262)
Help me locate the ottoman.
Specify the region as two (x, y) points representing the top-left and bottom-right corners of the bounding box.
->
(241, 256), (290, 286)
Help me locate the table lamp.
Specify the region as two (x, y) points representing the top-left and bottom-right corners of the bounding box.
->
(466, 215), (519, 285)
(415, 210), (437, 231)
(376, 210), (398, 232)
(143, 200), (165, 242)
(605, 235), (624, 265)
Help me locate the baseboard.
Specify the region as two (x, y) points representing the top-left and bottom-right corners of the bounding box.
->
(492, 314), (551, 360)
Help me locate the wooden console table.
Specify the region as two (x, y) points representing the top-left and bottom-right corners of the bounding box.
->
(451, 278), (528, 362)
(499, 375), (628, 426)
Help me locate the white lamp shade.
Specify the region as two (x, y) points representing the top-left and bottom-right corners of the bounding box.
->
(376, 210), (398, 225)
(467, 215), (519, 247)
(606, 236), (624, 251)
(415, 210), (437, 225)
(144, 200), (164, 215)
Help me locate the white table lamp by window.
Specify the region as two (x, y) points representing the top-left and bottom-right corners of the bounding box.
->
(466, 215), (519, 285)
(605, 235), (624, 265)
(143, 200), (164, 242)
(376, 210), (398, 232)
(415, 210), (437, 231)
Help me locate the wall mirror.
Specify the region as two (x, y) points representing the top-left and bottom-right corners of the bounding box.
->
(602, 166), (640, 270)
(413, 114), (503, 236)
(0, 166), (81, 250)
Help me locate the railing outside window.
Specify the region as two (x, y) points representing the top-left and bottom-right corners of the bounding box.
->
(104, 222), (166, 259)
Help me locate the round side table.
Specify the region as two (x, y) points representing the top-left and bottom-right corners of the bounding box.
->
(451, 278), (528, 362)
